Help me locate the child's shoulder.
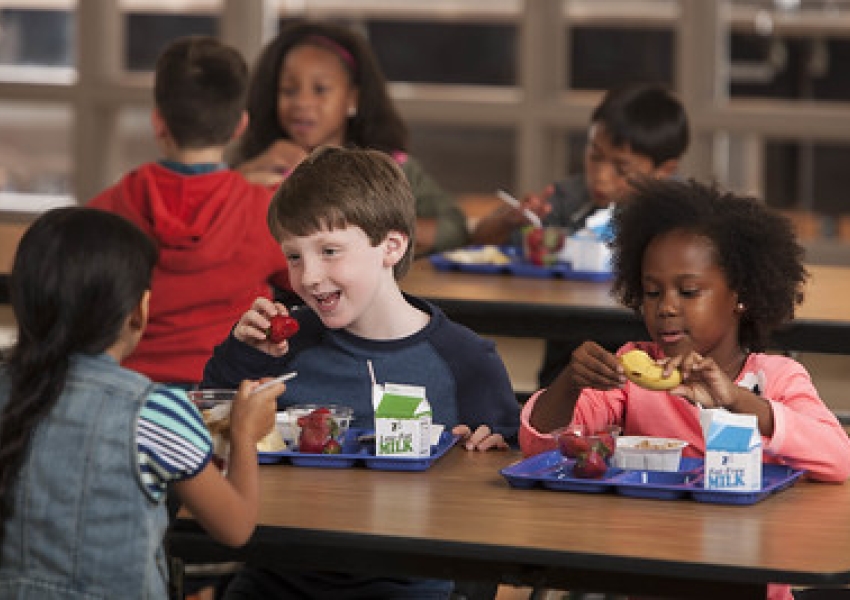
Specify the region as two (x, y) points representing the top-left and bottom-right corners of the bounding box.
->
(412, 296), (498, 355)
(744, 351), (810, 377)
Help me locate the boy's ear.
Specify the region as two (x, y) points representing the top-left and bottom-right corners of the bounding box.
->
(150, 108), (169, 141)
(654, 158), (680, 179)
(383, 231), (409, 267)
(232, 111), (249, 140)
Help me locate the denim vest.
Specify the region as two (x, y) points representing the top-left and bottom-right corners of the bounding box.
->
(0, 353), (169, 599)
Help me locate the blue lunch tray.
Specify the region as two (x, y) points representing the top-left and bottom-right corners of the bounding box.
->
(500, 451), (805, 505)
(429, 245), (612, 282)
(258, 427), (459, 471)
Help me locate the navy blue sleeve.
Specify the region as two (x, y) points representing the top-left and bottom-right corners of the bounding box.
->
(429, 319), (520, 445)
(202, 311), (325, 390)
(202, 332), (286, 388)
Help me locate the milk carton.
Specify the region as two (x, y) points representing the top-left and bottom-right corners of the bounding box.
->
(373, 382), (432, 457)
(699, 408), (762, 491)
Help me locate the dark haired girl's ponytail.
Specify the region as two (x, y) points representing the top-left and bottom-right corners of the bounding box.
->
(0, 348), (69, 552)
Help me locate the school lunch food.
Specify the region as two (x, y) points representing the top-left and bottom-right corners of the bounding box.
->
(612, 436), (688, 471)
(552, 425), (621, 479)
(196, 393), (287, 454)
(522, 226), (566, 266)
(266, 314), (300, 343)
(620, 349), (681, 391)
(296, 406), (353, 454)
(441, 245), (511, 265)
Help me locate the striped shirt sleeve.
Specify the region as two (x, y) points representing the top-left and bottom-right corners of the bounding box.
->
(136, 386), (213, 500)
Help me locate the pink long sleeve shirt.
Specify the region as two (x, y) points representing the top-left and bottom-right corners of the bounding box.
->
(521, 342), (850, 481)
(519, 342), (850, 600)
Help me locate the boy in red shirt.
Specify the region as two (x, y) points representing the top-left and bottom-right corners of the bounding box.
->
(90, 36), (289, 384)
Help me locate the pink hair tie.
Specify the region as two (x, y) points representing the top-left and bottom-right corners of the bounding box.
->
(303, 35), (357, 73)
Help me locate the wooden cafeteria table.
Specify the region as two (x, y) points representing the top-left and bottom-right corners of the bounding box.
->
(401, 260), (850, 355)
(168, 447), (850, 599)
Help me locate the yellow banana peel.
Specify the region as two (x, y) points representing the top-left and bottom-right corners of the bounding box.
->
(620, 349), (681, 391)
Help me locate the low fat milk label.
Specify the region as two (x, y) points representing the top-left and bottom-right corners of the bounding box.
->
(373, 383), (431, 457)
(700, 408), (762, 491)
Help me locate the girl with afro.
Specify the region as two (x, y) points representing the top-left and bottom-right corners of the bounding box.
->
(520, 178), (850, 480)
(519, 179), (850, 600)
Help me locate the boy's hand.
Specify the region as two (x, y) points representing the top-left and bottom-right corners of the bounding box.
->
(229, 379), (283, 446)
(233, 297), (294, 357)
(525, 184), (555, 220)
(452, 424), (509, 452)
(566, 341), (625, 391)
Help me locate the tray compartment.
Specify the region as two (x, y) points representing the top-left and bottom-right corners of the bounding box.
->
(259, 428), (458, 471)
(500, 451), (805, 505)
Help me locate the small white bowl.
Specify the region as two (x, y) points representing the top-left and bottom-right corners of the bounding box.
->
(612, 436), (688, 471)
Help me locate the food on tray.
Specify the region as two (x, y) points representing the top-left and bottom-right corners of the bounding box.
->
(441, 245), (511, 265)
(297, 407), (347, 454)
(522, 226), (565, 266)
(620, 349), (681, 391)
(202, 402), (288, 453)
(572, 447), (608, 479)
(552, 425), (620, 479)
(613, 436), (688, 471)
(634, 439), (683, 450)
(553, 424), (620, 459)
(256, 427), (288, 452)
(266, 314), (300, 343)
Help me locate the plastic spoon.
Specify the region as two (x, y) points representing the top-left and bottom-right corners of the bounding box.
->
(496, 189), (543, 228)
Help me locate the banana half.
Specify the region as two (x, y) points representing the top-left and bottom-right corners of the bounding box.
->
(620, 349), (681, 391)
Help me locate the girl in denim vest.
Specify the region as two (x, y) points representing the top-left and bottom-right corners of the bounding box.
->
(0, 207), (285, 599)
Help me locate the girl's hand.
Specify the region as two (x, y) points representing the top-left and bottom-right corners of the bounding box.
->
(237, 139), (308, 186)
(566, 341), (625, 391)
(229, 379), (282, 447)
(452, 424), (509, 451)
(667, 352), (738, 409)
(233, 297), (293, 357)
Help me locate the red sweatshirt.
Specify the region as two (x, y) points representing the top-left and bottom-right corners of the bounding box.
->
(89, 163), (289, 383)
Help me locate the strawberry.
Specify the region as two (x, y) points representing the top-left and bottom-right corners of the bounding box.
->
(322, 439), (343, 454)
(558, 433), (591, 458)
(596, 432), (616, 457)
(526, 227), (544, 249)
(297, 408), (338, 453)
(573, 448), (608, 479)
(266, 314), (299, 343)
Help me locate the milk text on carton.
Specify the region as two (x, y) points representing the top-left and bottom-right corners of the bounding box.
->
(373, 383), (431, 458)
(700, 408), (762, 492)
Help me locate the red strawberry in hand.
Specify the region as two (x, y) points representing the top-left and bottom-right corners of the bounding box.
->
(266, 314), (299, 343)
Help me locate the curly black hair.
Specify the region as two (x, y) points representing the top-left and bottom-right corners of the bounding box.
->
(610, 178), (808, 351)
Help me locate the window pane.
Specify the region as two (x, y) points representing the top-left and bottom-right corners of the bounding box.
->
(125, 12), (217, 71)
(0, 8), (74, 69)
(0, 102), (72, 196)
(367, 20), (516, 86)
(569, 26), (674, 90)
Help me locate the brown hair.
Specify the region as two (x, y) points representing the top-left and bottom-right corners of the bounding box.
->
(154, 36), (248, 148)
(267, 146), (416, 278)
